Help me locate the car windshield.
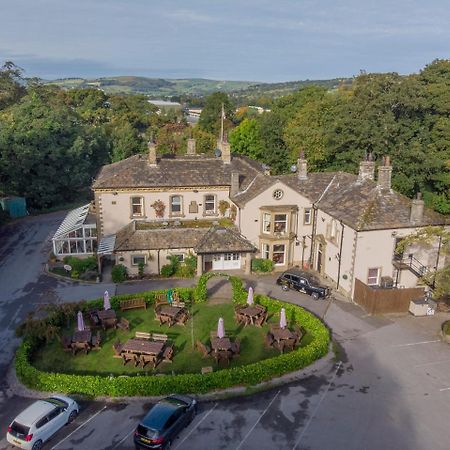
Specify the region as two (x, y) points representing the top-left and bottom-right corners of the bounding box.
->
(10, 421), (30, 437)
(44, 397), (68, 408)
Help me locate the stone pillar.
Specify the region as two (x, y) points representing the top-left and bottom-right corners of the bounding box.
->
(377, 156), (392, 190)
(196, 254), (203, 276)
(245, 252), (252, 275)
(148, 141), (157, 166)
(187, 138), (196, 155)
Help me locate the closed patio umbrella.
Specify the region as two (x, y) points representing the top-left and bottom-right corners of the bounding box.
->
(77, 311), (85, 331)
(217, 317), (225, 339)
(247, 287), (254, 306)
(103, 290), (111, 310)
(280, 308), (287, 329)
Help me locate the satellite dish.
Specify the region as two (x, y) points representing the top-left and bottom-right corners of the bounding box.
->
(214, 148), (222, 157)
(290, 164), (297, 172)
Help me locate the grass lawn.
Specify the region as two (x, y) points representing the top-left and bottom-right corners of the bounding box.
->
(32, 302), (312, 376)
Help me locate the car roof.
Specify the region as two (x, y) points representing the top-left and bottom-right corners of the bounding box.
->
(14, 401), (57, 427)
(141, 400), (183, 431)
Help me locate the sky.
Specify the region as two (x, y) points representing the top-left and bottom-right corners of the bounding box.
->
(0, 0), (449, 82)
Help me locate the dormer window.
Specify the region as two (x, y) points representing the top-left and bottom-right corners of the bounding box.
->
(131, 196), (144, 217)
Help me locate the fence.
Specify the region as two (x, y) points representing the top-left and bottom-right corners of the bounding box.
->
(354, 278), (425, 315)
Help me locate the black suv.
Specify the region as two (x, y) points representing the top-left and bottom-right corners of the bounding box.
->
(134, 395), (197, 449)
(276, 270), (330, 300)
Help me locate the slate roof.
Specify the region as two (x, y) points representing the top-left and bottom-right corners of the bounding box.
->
(315, 172), (448, 231)
(194, 226), (256, 254)
(93, 153), (264, 190)
(114, 223), (255, 253)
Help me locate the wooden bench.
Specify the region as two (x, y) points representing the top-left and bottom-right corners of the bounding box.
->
(135, 331), (152, 340)
(120, 298), (147, 312)
(152, 333), (168, 342)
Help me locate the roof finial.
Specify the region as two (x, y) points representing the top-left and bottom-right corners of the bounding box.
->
(220, 103), (225, 142)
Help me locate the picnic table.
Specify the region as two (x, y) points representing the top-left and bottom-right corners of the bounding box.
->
(72, 330), (92, 344)
(97, 309), (116, 321)
(270, 326), (296, 342)
(211, 337), (232, 351)
(156, 304), (189, 326)
(239, 306), (263, 324)
(122, 338), (165, 356)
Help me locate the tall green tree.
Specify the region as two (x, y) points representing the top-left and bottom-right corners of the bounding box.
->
(0, 61), (26, 110)
(229, 118), (263, 160)
(198, 92), (235, 136)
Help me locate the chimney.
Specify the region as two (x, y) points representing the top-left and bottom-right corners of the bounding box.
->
(221, 140), (231, 164)
(358, 153), (375, 181)
(148, 141), (157, 166)
(410, 192), (425, 224)
(377, 155), (392, 190)
(230, 172), (240, 196)
(187, 138), (196, 156)
(297, 151), (307, 180)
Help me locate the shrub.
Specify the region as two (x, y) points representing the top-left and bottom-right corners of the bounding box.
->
(252, 258), (274, 273)
(160, 264), (175, 277)
(63, 256), (97, 274)
(111, 264), (128, 283)
(138, 262), (145, 278)
(443, 321), (450, 336)
(174, 254), (197, 278)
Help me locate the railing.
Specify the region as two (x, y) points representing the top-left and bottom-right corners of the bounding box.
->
(393, 254), (430, 279)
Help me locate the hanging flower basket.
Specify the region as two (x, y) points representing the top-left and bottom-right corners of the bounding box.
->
(151, 200), (166, 218)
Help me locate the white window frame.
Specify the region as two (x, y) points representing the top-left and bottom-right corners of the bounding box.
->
(170, 195), (182, 216)
(170, 253), (185, 262)
(272, 244), (286, 265)
(367, 267), (380, 286)
(273, 214), (288, 234)
(262, 243), (270, 259)
(262, 213), (271, 234)
(131, 255), (147, 266)
(131, 196), (144, 217)
(204, 194), (216, 215)
(304, 208), (312, 225)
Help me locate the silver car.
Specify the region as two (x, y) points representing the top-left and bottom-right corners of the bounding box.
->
(6, 395), (79, 450)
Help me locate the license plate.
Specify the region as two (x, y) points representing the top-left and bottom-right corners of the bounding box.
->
(140, 437), (151, 444)
(13, 439), (23, 446)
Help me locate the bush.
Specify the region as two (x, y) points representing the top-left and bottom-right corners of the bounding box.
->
(174, 254), (197, 278)
(63, 256), (97, 274)
(252, 258), (274, 273)
(111, 264), (128, 283)
(160, 264), (175, 277)
(15, 278), (329, 397)
(138, 262), (145, 278)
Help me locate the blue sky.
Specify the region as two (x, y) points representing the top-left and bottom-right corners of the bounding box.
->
(0, 0), (448, 81)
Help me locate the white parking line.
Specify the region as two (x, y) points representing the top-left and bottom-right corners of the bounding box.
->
(50, 406), (107, 449)
(391, 339), (440, 348)
(174, 402), (218, 449)
(414, 358), (450, 368)
(111, 429), (135, 449)
(292, 361), (342, 450)
(439, 387), (450, 392)
(235, 390), (281, 450)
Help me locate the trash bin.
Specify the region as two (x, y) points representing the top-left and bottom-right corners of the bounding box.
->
(409, 298), (437, 316)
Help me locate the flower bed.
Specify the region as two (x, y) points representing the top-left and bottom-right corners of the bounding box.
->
(15, 276), (329, 397)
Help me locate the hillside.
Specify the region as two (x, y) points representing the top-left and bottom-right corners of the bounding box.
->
(47, 76), (351, 98)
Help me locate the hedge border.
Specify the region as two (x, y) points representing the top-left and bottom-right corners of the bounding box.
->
(15, 275), (329, 397)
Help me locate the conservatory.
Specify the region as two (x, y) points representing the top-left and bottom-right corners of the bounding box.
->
(52, 204), (98, 258)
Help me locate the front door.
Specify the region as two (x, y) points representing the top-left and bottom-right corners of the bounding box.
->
(317, 243), (323, 274)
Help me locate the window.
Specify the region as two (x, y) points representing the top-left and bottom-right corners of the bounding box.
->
(274, 214), (287, 233)
(262, 243), (270, 259)
(273, 189), (284, 200)
(170, 195), (182, 215)
(330, 220), (338, 239)
(131, 196), (144, 217)
(367, 268), (380, 286)
(304, 208), (312, 225)
(272, 244), (286, 265)
(131, 255), (146, 266)
(262, 213), (271, 234)
(224, 253), (239, 260)
(204, 195), (216, 214)
(171, 253), (185, 262)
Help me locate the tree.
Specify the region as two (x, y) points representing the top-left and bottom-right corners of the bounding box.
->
(229, 118), (263, 160)
(0, 61), (26, 110)
(198, 92), (235, 135)
(109, 120), (145, 162)
(192, 127), (216, 154)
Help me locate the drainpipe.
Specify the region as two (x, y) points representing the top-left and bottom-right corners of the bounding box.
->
(432, 233), (443, 291)
(309, 205), (318, 268)
(336, 220), (344, 290)
(157, 249), (161, 275)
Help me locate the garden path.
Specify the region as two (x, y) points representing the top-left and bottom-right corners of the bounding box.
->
(206, 276), (234, 305)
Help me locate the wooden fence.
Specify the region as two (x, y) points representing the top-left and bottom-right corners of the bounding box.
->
(354, 279), (425, 315)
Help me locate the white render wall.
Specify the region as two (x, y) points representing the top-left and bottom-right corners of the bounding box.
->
(97, 187), (232, 236)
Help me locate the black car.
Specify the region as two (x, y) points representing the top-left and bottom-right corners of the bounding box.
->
(134, 395), (197, 449)
(276, 270), (330, 300)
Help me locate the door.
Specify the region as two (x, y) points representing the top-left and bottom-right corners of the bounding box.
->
(317, 243), (323, 274)
(211, 253), (241, 270)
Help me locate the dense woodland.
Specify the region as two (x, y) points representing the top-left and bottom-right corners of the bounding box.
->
(0, 60), (449, 215)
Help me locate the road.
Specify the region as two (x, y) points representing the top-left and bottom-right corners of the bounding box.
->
(1, 213), (450, 450)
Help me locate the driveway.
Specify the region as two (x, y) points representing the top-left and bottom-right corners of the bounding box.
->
(1, 214), (450, 450)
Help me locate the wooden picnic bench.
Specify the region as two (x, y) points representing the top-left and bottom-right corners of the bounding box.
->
(152, 333), (168, 342)
(120, 298), (147, 312)
(135, 331), (152, 340)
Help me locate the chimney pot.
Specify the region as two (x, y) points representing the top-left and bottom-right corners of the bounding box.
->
(410, 192), (425, 224)
(377, 155), (392, 190)
(297, 155), (308, 180)
(187, 138), (196, 155)
(148, 141), (157, 166)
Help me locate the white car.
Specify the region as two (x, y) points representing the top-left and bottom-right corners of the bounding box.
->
(6, 395), (79, 450)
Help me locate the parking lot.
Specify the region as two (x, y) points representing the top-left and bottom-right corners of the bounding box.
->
(1, 214), (450, 450)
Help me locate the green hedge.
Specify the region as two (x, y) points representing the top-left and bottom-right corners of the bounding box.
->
(252, 258), (274, 273)
(15, 277), (329, 397)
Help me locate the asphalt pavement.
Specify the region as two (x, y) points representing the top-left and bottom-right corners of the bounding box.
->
(1, 213), (450, 450)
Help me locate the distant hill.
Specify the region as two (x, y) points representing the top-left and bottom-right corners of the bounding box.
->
(47, 76), (351, 99)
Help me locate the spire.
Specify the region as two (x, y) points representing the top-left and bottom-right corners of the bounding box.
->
(220, 103), (225, 142)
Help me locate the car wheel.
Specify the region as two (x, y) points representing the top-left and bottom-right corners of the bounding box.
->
(67, 409), (78, 424)
(282, 284), (289, 291)
(311, 292), (319, 300)
(32, 440), (43, 450)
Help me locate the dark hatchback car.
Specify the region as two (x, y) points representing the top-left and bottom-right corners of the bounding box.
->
(276, 270), (330, 300)
(134, 395), (197, 449)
